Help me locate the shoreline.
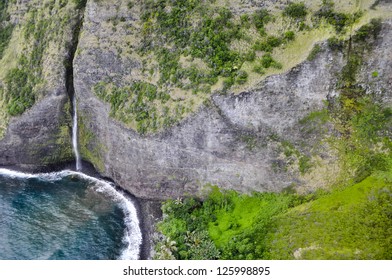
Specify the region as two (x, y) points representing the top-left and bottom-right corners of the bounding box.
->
(0, 161), (162, 260)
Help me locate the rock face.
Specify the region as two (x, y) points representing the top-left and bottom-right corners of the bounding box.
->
(0, 93), (71, 171)
(1, 0), (391, 200)
(0, 0), (79, 171)
(72, 1), (392, 199)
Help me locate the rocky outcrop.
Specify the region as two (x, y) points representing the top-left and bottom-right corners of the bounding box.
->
(0, 1), (84, 171)
(72, 2), (392, 199)
(0, 93), (72, 170)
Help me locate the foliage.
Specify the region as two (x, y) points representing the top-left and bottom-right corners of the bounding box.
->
(0, 0), (10, 22)
(265, 174), (392, 259)
(252, 9), (271, 30)
(3, 14), (50, 115)
(139, 1), (289, 94)
(327, 36), (344, 51)
(157, 162), (392, 260)
(352, 18), (382, 43)
(283, 2), (308, 22)
(4, 67), (35, 116)
(93, 81), (177, 135)
(252, 54), (282, 74)
(0, 0), (13, 59)
(314, 0), (362, 33)
(156, 187), (303, 260)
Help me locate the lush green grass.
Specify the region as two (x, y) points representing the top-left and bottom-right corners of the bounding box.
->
(156, 165), (392, 260)
(155, 187), (305, 260)
(266, 171), (392, 259)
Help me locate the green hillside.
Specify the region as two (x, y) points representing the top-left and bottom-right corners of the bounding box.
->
(155, 169), (392, 260)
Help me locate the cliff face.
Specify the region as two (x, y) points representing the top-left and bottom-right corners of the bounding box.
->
(72, 1), (392, 199)
(0, 0), (391, 199)
(0, 0), (83, 170)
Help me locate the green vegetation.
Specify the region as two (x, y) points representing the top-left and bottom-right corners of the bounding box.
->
(283, 2), (308, 22)
(73, 0), (87, 10)
(93, 81), (183, 135)
(0, 24), (13, 59)
(155, 187), (304, 260)
(156, 168), (392, 259)
(140, 2), (249, 90)
(313, 0), (362, 33)
(1, 1), (83, 117)
(92, 0), (383, 134)
(266, 173), (392, 259)
(0, 0), (13, 59)
(2, 12), (51, 116)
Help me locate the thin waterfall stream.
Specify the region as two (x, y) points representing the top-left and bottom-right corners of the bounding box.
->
(72, 97), (81, 171)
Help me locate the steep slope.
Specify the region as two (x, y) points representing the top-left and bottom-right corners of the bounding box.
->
(73, 0), (392, 199)
(0, 0), (86, 170)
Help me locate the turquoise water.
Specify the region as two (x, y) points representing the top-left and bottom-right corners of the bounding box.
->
(0, 169), (142, 260)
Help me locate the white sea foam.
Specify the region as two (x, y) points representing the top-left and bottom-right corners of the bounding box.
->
(0, 168), (142, 260)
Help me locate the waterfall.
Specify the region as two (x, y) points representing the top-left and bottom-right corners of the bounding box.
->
(72, 98), (81, 171)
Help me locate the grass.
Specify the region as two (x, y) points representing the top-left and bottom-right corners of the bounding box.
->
(208, 191), (295, 249)
(266, 170), (392, 259)
(157, 164), (392, 260)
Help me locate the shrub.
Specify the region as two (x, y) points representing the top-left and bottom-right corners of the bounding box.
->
(235, 71), (248, 85)
(283, 2), (308, 21)
(253, 65), (265, 75)
(260, 54), (282, 69)
(252, 9), (271, 29)
(353, 18), (382, 42)
(4, 68), (35, 116)
(283, 30), (295, 41)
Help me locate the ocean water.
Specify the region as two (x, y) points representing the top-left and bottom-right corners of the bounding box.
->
(0, 169), (142, 260)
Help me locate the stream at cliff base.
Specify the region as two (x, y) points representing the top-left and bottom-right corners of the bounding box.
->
(0, 169), (142, 260)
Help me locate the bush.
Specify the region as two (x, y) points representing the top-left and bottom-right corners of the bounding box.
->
(314, 1), (360, 34)
(283, 31), (295, 41)
(260, 54), (282, 69)
(283, 2), (308, 21)
(252, 9), (271, 29)
(353, 18), (382, 42)
(235, 71), (248, 85)
(4, 68), (35, 116)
